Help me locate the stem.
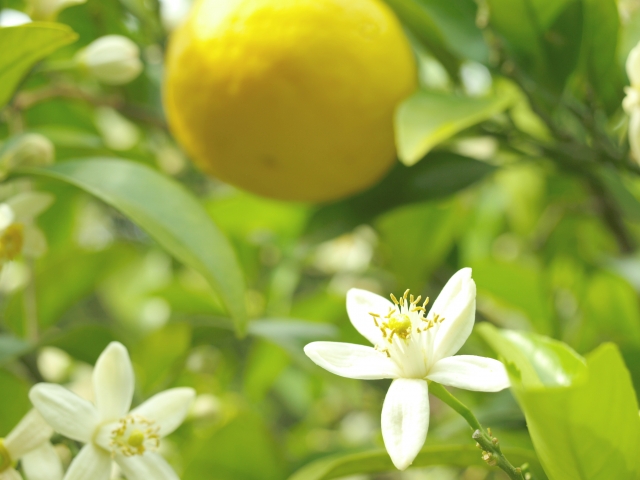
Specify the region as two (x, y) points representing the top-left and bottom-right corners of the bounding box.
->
(429, 382), (527, 480)
(23, 258), (39, 342)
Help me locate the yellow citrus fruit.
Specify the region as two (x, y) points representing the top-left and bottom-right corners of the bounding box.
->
(164, 0), (417, 202)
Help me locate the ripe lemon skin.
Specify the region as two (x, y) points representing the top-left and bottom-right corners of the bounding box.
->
(164, 0), (417, 202)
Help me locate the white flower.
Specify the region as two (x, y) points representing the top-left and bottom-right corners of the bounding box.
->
(76, 36), (143, 86)
(304, 268), (510, 471)
(0, 9), (32, 27)
(0, 192), (53, 263)
(29, 342), (195, 480)
(624, 42), (640, 163)
(0, 409), (63, 480)
(26, 0), (85, 20)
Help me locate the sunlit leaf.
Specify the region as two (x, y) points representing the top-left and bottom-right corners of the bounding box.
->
(480, 326), (640, 480)
(288, 445), (545, 480)
(395, 89), (514, 165)
(20, 158), (249, 335)
(0, 23), (78, 108)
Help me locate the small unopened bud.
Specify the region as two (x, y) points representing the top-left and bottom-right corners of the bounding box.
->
(159, 0), (192, 32)
(94, 107), (140, 151)
(482, 451), (497, 467)
(26, 0), (85, 21)
(76, 35), (143, 85)
(492, 437), (499, 446)
(0, 133), (54, 179)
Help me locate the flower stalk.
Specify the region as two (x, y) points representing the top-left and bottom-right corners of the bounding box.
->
(429, 382), (527, 480)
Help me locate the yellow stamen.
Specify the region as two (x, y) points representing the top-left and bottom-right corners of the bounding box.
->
(0, 224), (24, 262)
(0, 439), (12, 473)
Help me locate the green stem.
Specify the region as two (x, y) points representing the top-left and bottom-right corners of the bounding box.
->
(429, 382), (526, 480)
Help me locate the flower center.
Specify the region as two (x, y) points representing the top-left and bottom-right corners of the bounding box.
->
(0, 438), (12, 473)
(110, 415), (160, 457)
(0, 224), (24, 261)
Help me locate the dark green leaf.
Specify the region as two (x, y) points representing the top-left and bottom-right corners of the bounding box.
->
(20, 159), (249, 335)
(305, 151), (497, 242)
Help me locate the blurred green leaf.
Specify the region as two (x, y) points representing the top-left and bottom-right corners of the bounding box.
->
(395, 89), (514, 165)
(0, 23), (78, 108)
(481, 327), (640, 480)
(306, 151), (496, 242)
(248, 319), (337, 359)
(46, 324), (119, 364)
(131, 322), (191, 394)
(183, 411), (285, 480)
(0, 369), (30, 435)
(581, 0), (623, 111)
(472, 259), (554, 335)
(288, 445), (545, 480)
(599, 167), (640, 223)
(376, 199), (462, 290)
(20, 159), (249, 335)
(383, 0), (460, 77)
(0, 335), (30, 365)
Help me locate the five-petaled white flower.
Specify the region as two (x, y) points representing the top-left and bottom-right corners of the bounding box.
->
(0, 192), (53, 264)
(29, 342), (195, 480)
(0, 409), (63, 480)
(304, 268), (510, 471)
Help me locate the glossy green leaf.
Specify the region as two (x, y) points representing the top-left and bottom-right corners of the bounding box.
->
(305, 151), (496, 242)
(480, 326), (640, 480)
(288, 445), (545, 480)
(20, 159), (248, 334)
(0, 23), (78, 108)
(395, 89), (514, 165)
(476, 324), (587, 388)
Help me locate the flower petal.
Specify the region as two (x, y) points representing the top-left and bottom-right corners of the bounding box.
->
(6, 192), (53, 222)
(0, 468), (21, 480)
(29, 384), (99, 443)
(93, 342), (135, 421)
(22, 226), (48, 258)
(381, 378), (429, 471)
(0, 204), (15, 230)
(115, 452), (179, 480)
(628, 42), (640, 87)
(21, 442), (63, 480)
(429, 268), (476, 360)
(346, 288), (394, 345)
(427, 355), (510, 392)
(4, 410), (52, 460)
(304, 342), (401, 379)
(630, 110), (640, 164)
(131, 388), (195, 437)
(64, 444), (111, 480)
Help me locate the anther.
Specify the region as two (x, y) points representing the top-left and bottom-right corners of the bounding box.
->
(390, 293), (399, 305)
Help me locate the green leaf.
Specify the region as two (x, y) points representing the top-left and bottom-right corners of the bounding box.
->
(46, 324), (119, 364)
(305, 151), (496, 242)
(0, 369), (30, 434)
(183, 411), (285, 480)
(288, 445), (545, 480)
(480, 326), (640, 480)
(383, 0), (460, 77)
(131, 322), (191, 394)
(581, 0), (623, 111)
(395, 88), (514, 165)
(476, 324), (587, 388)
(20, 158), (248, 335)
(0, 23), (78, 108)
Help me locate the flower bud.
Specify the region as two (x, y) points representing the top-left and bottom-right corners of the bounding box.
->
(26, 0), (85, 21)
(159, 0), (192, 32)
(0, 133), (54, 179)
(76, 35), (143, 85)
(94, 107), (140, 151)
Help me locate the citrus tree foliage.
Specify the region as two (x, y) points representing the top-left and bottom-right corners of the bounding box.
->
(0, 0), (640, 479)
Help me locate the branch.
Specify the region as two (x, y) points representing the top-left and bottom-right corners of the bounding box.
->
(429, 382), (528, 480)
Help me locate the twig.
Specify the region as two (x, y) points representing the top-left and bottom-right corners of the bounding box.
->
(429, 382), (528, 480)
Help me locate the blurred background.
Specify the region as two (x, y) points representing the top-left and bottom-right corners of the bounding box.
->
(1, 0), (640, 479)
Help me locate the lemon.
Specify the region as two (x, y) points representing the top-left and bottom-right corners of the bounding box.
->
(164, 0), (417, 202)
